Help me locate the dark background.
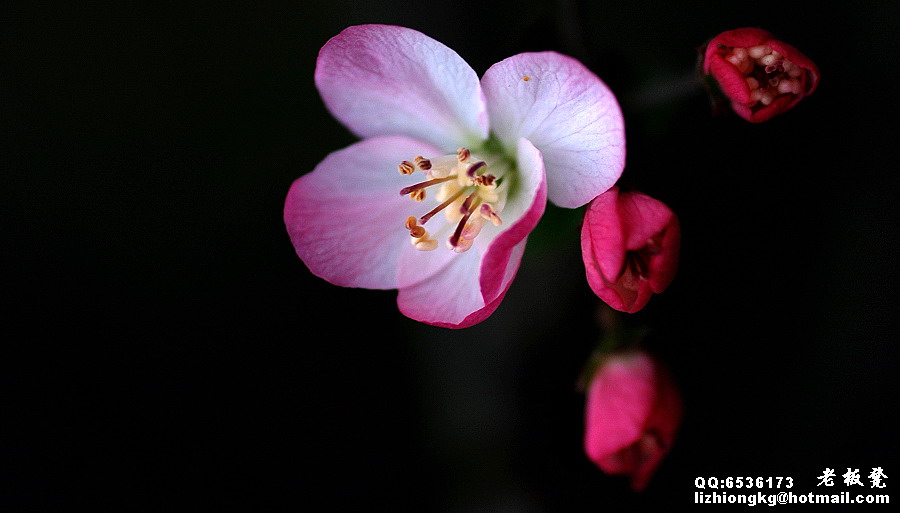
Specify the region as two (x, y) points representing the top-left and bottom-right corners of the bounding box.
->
(4, 0), (898, 511)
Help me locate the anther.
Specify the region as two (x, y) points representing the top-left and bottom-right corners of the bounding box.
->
(405, 216), (418, 230)
(410, 189), (426, 202)
(480, 204), (502, 226)
(461, 218), (484, 240)
(475, 174), (496, 187)
(457, 147), (470, 162)
(398, 161), (415, 175)
(759, 54), (778, 67)
(415, 239), (438, 251)
(409, 225), (426, 238)
(414, 156), (431, 170)
(748, 45), (771, 59)
(466, 161), (486, 178)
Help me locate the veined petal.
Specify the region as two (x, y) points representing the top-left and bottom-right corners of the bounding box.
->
(481, 52), (625, 208)
(581, 188), (625, 284)
(284, 136), (442, 289)
(397, 138), (547, 328)
(315, 24), (488, 151)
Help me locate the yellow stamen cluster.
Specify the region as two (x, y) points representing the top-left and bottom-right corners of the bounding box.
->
(397, 147), (506, 253)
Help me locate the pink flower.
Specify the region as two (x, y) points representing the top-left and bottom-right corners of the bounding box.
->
(704, 27), (820, 123)
(580, 187), (680, 313)
(284, 25), (625, 328)
(584, 350), (683, 491)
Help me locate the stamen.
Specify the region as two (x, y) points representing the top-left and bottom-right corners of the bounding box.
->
(449, 237), (473, 253)
(724, 44), (807, 108)
(406, 216), (437, 251)
(448, 197), (479, 250)
(619, 251), (649, 290)
(459, 190), (479, 214)
(461, 217), (484, 240)
(398, 147), (508, 254)
(475, 174), (496, 187)
(466, 161), (486, 178)
(419, 187), (468, 224)
(399, 176), (455, 196)
(414, 156), (431, 170)
(759, 53), (778, 67)
(479, 204), (502, 226)
(747, 45), (771, 59)
(778, 80), (794, 94)
(415, 239), (438, 251)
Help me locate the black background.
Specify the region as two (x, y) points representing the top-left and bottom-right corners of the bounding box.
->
(4, 1), (898, 511)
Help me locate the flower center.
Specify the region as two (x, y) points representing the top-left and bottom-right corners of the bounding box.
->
(722, 44), (804, 108)
(397, 147), (507, 253)
(619, 237), (662, 291)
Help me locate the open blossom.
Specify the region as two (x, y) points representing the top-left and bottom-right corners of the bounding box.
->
(704, 27), (819, 122)
(284, 25), (625, 328)
(581, 187), (679, 313)
(584, 350), (682, 491)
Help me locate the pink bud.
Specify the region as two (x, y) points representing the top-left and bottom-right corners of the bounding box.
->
(583, 351), (683, 491)
(704, 28), (820, 122)
(580, 187), (680, 313)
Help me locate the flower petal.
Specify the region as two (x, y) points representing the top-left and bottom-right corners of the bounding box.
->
(284, 136), (442, 289)
(396, 138), (547, 328)
(396, 250), (486, 328)
(396, 241), (528, 329)
(584, 352), (656, 468)
(704, 28), (820, 123)
(315, 24), (488, 151)
(581, 188), (625, 284)
(481, 52), (625, 208)
(618, 191), (675, 251)
(631, 362), (682, 491)
(479, 138), (547, 302)
(703, 27), (775, 72)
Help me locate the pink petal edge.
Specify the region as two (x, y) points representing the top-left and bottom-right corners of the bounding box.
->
(315, 24), (488, 151)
